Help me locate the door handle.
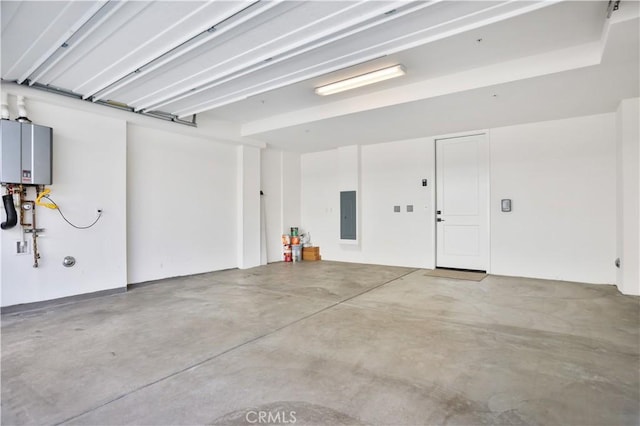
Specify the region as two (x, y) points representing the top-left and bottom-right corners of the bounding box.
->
(437, 218), (444, 222)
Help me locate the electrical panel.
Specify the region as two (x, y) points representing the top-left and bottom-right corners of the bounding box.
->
(340, 190), (356, 240)
(0, 119), (52, 185)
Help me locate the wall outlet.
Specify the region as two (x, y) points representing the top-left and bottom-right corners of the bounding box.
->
(15, 240), (29, 255)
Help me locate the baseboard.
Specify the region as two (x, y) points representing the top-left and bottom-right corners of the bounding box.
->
(126, 267), (239, 291)
(3, 267), (248, 314)
(1, 287), (126, 315)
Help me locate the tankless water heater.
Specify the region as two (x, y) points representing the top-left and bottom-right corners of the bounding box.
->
(0, 119), (52, 185)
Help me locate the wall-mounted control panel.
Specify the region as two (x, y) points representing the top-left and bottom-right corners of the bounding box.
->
(1, 119), (52, 185)
(340, 190), (356, 240)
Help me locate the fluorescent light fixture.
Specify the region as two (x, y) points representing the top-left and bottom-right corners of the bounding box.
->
(315, 64), (406, 96)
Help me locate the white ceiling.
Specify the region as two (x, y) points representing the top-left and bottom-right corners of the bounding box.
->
(243, 11), (640, 151)
(212, 0), (609, 122)
(1, 0), (638, 152)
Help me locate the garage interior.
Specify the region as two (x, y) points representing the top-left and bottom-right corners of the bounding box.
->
(1, 1), (639, 425)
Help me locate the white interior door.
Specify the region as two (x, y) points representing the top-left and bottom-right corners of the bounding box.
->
(436, 134), (489, 271)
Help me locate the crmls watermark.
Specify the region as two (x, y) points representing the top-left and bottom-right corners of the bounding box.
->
(245, 410), (297, 424)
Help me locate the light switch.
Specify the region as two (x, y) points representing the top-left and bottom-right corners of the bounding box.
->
(394, 205), (401, 213)
(406, 205), (413, 212)
(501, 199), (512, 212)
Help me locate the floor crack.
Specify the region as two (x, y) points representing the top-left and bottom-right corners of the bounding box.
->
(54, 268), (419, 425)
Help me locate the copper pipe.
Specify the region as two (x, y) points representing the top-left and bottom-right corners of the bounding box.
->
(31, 200), (39, 268)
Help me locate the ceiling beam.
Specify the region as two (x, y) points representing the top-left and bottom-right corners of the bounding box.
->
(28, 1), (127, 86)
(77, 1), (246, 98)
(89, 0), (273, 102)
(8, 2), (106, 83)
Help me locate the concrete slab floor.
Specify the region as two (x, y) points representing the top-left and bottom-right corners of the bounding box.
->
(2, 261), (638, 425)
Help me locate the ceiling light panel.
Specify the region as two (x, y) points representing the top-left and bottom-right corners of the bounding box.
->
(315, 65), (406, 96)
(1, 1), (105, 81)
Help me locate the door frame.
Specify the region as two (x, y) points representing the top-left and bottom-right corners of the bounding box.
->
(431, 130), (491, 273)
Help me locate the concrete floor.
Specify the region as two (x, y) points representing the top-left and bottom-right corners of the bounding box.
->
(2, 261), (639, 425)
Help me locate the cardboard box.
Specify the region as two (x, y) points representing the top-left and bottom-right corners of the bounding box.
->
(303, 253), (321, 261)
(302, 247), (321, 261)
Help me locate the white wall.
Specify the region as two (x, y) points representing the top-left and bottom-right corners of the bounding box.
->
(0, 94), (127, 307)
(361, 139), (435, 267)
(301, 113), (618, 285)
(337, 145), (361, 244)
(616, 98), (640, 295)
(301, 150), (341, 259)
(261, 149), (283, 263)
(282, 151), (301, 239)
(338, 145), (360, 192)
(302, 138), (435, 268)
(237, 145), (261, 269)
(126, 124), (238, 283)
(1, 83), (262, 307)
(260, 149), (301, 263)
(490, 114), (616, 284)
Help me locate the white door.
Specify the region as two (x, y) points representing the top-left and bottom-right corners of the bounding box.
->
(436, 134), (489, 271)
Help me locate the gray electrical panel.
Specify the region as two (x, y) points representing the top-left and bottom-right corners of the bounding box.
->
(340, 190), (356, 240)
(0, 119), (52, 185)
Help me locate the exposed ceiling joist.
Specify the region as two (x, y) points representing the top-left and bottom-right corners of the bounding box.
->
(89, 0), (271, 102)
